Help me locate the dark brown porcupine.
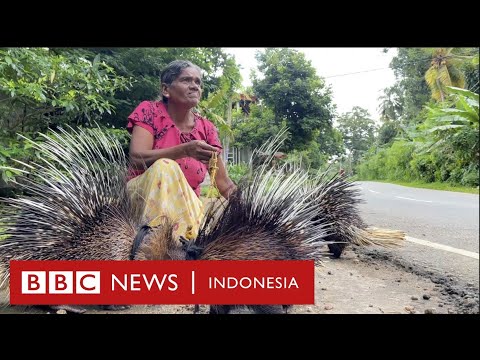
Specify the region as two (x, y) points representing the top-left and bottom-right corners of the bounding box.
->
(305, 171), (366, 258)
(305, 170), (405, 259)
(181, 149), (336, 314)
(0, 127), (180, 310)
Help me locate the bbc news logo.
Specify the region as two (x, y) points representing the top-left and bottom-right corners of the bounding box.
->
(10, 260), (314, 305)
(22, 271), (100, 294)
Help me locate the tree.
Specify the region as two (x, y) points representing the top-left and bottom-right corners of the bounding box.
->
(388, 48), (478, 124)
(377, 120), (400, 146)
(377, 85), (403, 122)
(425, 48), (466, 102)
(336, 106), (377, 164)
(0, 48), (131, 135)
(73, 48), (234, 129)
(464, 52), (479, 93)
(252, 48), (335, 151)
(197, 55), (241, 140)
(316, 126), (345, 158)
(389, 48), (432, 124)
(231, 104), (281, 149)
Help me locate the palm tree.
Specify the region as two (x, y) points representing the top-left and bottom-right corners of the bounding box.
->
(377, 85), (404, 122)
(424, 48), (467, 102)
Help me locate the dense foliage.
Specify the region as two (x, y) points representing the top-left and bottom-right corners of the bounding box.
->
(1, 47), (478, 194)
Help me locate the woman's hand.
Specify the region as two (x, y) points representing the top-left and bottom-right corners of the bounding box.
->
(183, 140), (219, 163)
(129, 126), (220, 167)
(213, 156), (237, 199)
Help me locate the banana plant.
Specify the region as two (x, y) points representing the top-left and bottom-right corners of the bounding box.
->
(425, 86), (478, 130)
(197, 55), (241, 142)
(197, 87), (234, 141)
(418, 86), (478, 153)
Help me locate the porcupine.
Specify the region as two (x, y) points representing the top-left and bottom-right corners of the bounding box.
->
(181, 128), (404, 313)
(0, 125), (326, 315)
(180, 130), (337, 314)
(302, 170), (405, 259)
(0, 126), (395, 315)
(250, 128), (404, 259)
(0, 126), (183, 313)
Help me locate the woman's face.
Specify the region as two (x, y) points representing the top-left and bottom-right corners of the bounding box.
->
(163, 67), (202, 108)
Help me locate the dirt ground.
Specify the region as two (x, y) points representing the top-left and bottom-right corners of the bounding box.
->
(3, 246), (476, 315)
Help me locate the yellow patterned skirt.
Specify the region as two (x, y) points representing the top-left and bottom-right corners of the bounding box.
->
(126, 158), (205, 240)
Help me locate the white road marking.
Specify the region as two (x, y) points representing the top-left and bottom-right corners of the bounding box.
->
(406, 236), (479, 260)
(369, 190), (380, 194)
(396, 196), (432, 203)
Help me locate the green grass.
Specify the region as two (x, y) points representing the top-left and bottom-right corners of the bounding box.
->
(360, 179), (479, 195)
(200, 186), (220, 198)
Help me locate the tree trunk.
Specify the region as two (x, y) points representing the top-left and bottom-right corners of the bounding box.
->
(436, 78), (445, 102)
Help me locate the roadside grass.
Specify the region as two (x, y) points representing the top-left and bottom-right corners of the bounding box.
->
(356, 179), (479, 195)
(203, 175), (479, 196)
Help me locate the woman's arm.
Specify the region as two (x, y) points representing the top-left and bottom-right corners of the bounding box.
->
(213, 156), (237, 199)
(129, 126), (219, 169)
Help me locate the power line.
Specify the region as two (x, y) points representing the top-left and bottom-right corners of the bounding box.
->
(324, 67), (390, 79)
(323, 57), (433, 79)
(322, 52), (478, 80)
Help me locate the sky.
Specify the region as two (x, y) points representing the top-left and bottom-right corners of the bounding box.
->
(223, 48), (398, 122)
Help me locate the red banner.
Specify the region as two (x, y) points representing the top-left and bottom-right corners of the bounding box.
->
(9, 260), (314, 305)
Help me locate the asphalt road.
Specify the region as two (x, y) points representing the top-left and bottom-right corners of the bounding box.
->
(355, 181), (479, 288)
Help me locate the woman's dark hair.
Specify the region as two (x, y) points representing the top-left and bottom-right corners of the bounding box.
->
(160, 60), (203, 103)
